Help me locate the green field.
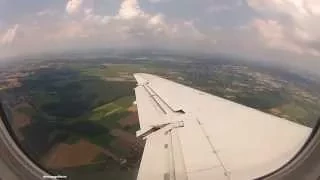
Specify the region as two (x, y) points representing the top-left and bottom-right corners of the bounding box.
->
(2, 59), (320, 180)
(4, 67), (140, 167)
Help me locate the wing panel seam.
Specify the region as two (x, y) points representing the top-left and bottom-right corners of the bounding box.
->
(196, 118), (231, 179)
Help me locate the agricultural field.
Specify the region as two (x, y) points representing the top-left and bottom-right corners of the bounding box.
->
(1, 63), (145, 179)
(0, 57), (319, 180)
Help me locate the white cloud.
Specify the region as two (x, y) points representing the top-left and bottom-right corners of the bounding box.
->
(1, 24), (19, 45)
(248, 0), (320, 56)
(252, 19), (304, 54)
(117, 0), (144, 19)
(60, 0), (212, 48)
(148, 14), (164, 25)
(84, 8), (110, 24)
(66, 0), (83, 15)
(0, 0), (216, 57)
(306, 0), (320, 15)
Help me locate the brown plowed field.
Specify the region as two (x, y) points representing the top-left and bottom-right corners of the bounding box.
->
(43, 139), (116, 169)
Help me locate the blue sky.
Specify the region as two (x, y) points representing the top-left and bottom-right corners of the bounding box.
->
(0, 0), (320, 74)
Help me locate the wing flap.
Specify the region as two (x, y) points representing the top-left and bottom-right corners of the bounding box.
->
(136, 127), (169, 180)
(134, 85), (167, 135)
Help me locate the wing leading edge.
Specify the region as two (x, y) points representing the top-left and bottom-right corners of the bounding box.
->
(134, 73), (311, 180)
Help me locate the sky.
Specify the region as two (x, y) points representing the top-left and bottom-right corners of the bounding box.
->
(0, 0), (320, 74)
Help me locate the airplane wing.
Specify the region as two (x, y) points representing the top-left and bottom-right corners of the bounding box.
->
(133, 73), (312, 180)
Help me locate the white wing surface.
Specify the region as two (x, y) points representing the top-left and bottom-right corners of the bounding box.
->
(134, 73), (311, 180)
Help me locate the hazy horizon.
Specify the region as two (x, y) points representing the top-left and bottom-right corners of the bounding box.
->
(1, 0), (320, 75)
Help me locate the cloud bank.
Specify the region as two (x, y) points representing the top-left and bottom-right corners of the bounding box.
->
(248, 0), (320, 56)
(0, 0), (319, 66)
